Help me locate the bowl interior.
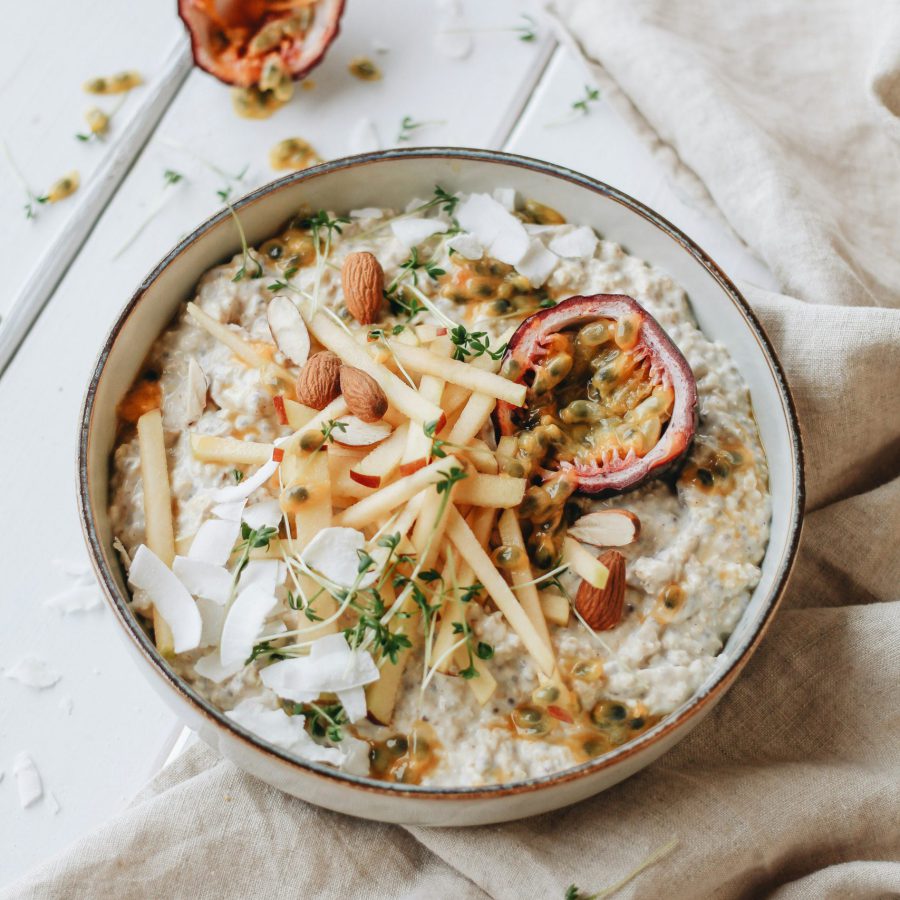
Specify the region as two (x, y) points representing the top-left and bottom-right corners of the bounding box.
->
(81, 149), (802, 789)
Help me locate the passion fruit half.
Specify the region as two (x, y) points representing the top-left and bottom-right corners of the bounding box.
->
(178, 0), (345, 88)
(495, 294), (698, 495)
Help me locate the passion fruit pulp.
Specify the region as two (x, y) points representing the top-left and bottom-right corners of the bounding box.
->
(178, 0), (345, 88)
(495, 294), (698, 495)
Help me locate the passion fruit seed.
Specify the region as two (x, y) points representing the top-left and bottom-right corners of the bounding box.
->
(511, 706), (548, 735)
(269, 137), (321, 171)
(46, 172), (80, 203)
(348, 56), (382, 81)
(533, 684), (559, 704)
(491, 545), (525, 569)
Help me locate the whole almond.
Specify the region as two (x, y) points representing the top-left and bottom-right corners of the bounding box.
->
(295, 351), (341, 409)
(340, 366), (388, 423)
(575, 550), (626, 630)
(341, 251), (384, 324)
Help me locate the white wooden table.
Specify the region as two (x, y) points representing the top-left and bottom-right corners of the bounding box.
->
(0, 1), (778, 885)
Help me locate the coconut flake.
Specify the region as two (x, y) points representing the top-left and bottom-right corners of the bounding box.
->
(219, 584), (278, 667)
(241, 560), (284, 598)
(43, 584), (102, 614)
(334, 416), (392, 447)
(350, 207), (384, 220)
(226, 698), (344, 766)
(260, 633), (379, 706)
(211, 499), (246, 522)
(13, 753), (42, 808)
(208, 456), (280, 503)
(300, 527), (376, 589)
(51, 558), (94, 582)
(340, 735), (372, 775)
(348, 117), (381, 155)
(197, 597), (227, 648)
(187, 518), (240, 566)
(515, 238), (559, 286)
(172, 557), (233, 604)
(493, 187), (516, 210)
(549, 225), (598, 260)
(456, 192), (529, 265)
(391, 217), (448, 248)
(267, 297), (310, 367)
(194, 649), (243, 682)
(47, 792), (61, 815)
(3, 657), (61, 689)
(337, 687), (368, 723)
(446, 232), (483, 260)
(128, 545), (202, 654)
(489, 223), (529, 266)
(58, 696), (74, 715)
(243, 499), (283, 531)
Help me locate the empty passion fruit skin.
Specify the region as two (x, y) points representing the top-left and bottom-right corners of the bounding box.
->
(178, 0), (345, 88)
(495, 294), (698, 495)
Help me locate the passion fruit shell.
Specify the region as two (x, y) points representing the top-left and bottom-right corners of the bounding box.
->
(495, 294), (698, 494)
(178, 0), (345, 88)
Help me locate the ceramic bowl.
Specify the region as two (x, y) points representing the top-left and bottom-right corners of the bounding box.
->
(78, 148), (804, 826)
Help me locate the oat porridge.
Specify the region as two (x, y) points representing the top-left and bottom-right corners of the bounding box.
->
(109, 187), (770, 787)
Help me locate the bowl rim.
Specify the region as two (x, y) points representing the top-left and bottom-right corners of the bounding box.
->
(77, 147), (805, 801)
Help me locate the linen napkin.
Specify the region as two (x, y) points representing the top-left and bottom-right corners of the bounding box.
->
(6, 1), (900, 896)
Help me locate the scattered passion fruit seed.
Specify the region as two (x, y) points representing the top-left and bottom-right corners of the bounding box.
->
(232, 85), (291, 120)
(83, 70), (143, 94)
(46, 172), (80, 203)
(269, 138), (322, 172)
(348, 56), (382, 81)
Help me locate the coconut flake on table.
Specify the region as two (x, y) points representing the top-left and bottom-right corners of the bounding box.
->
(13, 753), (42, 808)
(208, 455), (280, 504)
(219, 584), (278, 667)
(300, 527), (377, 589)
(226, 698), (344, 766)
(243, 499), (283, 531)
(47, 792), (61, 815)
(348, 117), (381, 155)
(515, 238), (559, 286)
(172, 557), (233, 604)
(260, 633), (379, 721)
(58, 696), (74, 715)
(187, 518), (240, 566)
(549, 225), (599, 261)
(3, 657), (61, 689)
(446, 232), (483, 259)
(127, 545), (202, 654)
(43, 584), (102, 614)
(390, 216), (448, 248)
(51, 558), (94, 582)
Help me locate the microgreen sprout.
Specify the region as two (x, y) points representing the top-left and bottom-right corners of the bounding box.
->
(219, 191), (263, 282)
(439, 14), (538, 43)
(451, 619), (494, 679)
(547, 84), (602, 127)
(396, 115), (446, 143)
(232, 469), (244, 483)
(353, 185), (459, 243)
(113, 168), (186, 258)
(232, 523), (278, 588)
(296, 701), (346, 742)
(2, 140), (49, 220)
(563, 838), (679, 899)
(448, 324), (507, 361)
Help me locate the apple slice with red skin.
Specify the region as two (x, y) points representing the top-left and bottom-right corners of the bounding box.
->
(495, 294), (698, 495)
(178, 0), (345, 87)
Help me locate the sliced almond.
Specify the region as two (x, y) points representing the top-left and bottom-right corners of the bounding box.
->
(340, 365), (388, 423)
(267, 296), (310, 367)
(575, 550), (626, 631)
(568, 509), (641, 547)
(341, 251), (384, 324)
(295, 351), (342, 409)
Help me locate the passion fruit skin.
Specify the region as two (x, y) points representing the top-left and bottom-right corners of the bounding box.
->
(178, 0), (346, 87)
(495, 294), (699, 495)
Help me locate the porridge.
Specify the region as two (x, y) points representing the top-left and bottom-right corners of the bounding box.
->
(109, 187), (770, 787)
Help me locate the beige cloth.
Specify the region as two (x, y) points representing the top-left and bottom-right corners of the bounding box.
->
(7, 1), (900, 897)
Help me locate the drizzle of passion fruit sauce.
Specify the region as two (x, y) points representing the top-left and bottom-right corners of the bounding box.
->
(368, 722), (442, 784)
(502, 318), (675, 568)
(268, 137), (322, 171)
(678, 439), (750, 495)
(117, 371), (162, 425)
(504, 662), (660, 761)
(259, 214), (321, 272)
